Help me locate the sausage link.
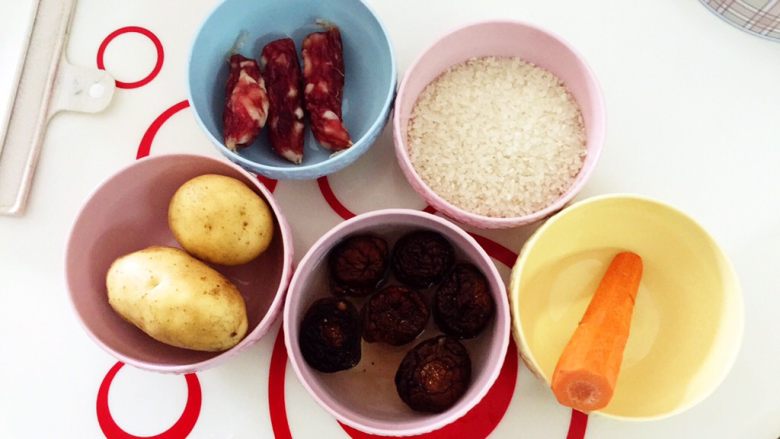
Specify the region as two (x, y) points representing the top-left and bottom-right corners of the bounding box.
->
(223, 54), (270, 151)
(301, 27), (352, 151)
(261, 38), (305, 164)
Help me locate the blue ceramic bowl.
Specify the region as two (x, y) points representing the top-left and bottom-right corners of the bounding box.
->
(188, 0), (396, 180)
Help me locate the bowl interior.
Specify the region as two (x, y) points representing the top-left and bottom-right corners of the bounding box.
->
(188, 0), (395, 178)
(286, 211), (509, 434)
(66, 155), (288, 370)
(394, 21), (605, 226)
(510, 196), (742, 419)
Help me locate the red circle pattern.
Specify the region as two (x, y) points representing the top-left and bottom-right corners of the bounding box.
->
(269, 328), (294, 439)
(339, 341), (518, 439)
(97, 97), (280, 438)
(314, 177), (591, 439)
(94, 16), (590, 430)
(137, 100), (190, 159)
(90, 17), (589, 436)
(134, 99), (279, 193)
(567, 410), (589, 439)
(266, 231), (523, 439)
(99, 96), (591, 438)
(96, 362), (201, 439)
(95, 99), (205, 438)
(317, 177), (356, 220)
(97, 26), (164, 89)
(258, 175), (279, 193)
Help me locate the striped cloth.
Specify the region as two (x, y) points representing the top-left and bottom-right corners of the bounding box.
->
(701, 0), (780, 41)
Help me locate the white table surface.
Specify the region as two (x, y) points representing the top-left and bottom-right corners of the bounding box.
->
(1, 0), (778, 437)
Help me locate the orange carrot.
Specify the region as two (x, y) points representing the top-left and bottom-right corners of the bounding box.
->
(551, 251), (643, 412)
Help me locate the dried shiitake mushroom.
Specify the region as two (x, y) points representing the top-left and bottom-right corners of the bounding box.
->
(433, 263), (494, 339)
(392, 231), (455, 288)
(299, 298), (362, 373)
(329, 234), (389, 297)
(395, 335), (471, 413)
(362, 286), (429, 346)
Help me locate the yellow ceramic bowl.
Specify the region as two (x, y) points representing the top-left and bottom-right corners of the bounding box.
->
(509, 194), (743, 420)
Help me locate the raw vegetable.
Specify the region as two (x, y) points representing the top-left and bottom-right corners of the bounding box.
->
(168, 174), (274, 266)
(106, 246), (248, 351)
(551, 251), (643, 412)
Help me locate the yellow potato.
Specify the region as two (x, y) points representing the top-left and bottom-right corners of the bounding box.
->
(106, 246), (248, 351)
(168, 174), (274, 266)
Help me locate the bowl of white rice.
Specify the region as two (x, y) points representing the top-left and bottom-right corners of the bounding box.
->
(393, 20), (605, 229)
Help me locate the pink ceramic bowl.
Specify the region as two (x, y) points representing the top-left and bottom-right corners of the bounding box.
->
(393, 20), (606, 229)
(66, 154), (293, 374)
(283, 209), (510, 436)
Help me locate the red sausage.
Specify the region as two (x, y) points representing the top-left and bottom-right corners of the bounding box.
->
(261, 38), (305, 164)
(223, 54), (270, 151)
(301, 26), (352, 151)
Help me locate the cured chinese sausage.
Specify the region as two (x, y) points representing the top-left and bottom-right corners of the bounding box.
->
(302, 26), (352, 150)
(223, 54), (270, 151)
(261, 39), (305, 164)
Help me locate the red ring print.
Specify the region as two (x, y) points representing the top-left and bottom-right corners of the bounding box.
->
(267, 192), (589, 437)
(136, 100), (190, 159)
(317, 176), (355, 220)
(135, 99), (279, 193)
(269, 328), (293, 439)
(97, 26), (164, 89)
(258, 175), (279, 193)
(339, 340), (518, 439)
(318, 177), (437, 220)
(567, 410), (589, 439)
(267, 239), (523, 439)
(468, 233), (519, 269)
(466, 233), (589, 439)
(96, 362), (202, 439)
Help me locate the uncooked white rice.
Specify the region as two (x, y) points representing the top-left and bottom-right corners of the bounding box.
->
(407, 56), (586, 218)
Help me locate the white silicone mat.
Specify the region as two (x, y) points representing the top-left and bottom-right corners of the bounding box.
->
(0, 0), (778, 438)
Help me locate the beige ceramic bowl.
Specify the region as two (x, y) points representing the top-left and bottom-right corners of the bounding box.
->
(509, 194), (743, 420)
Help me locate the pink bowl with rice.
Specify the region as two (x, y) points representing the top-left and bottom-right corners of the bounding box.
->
(393, 20), (606, 229)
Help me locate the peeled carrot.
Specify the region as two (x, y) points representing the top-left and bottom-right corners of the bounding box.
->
(551, 251), (643, 412)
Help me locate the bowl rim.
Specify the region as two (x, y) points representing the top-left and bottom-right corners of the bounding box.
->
(392, 19), (606, 229)
(508, 192), (745, 420)
(283, 208), (511, 436)
(64, 153), (295, 374)
(186, 0), (398, 180)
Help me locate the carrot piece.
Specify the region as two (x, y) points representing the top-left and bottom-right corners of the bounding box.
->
(551, 251), (643, 412)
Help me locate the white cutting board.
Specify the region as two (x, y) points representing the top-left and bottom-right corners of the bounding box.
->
(0, 0), (37, 145)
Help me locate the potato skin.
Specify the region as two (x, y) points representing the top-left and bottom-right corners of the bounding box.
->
(106, 246), (248, 351)
(168, 174), (274, 266)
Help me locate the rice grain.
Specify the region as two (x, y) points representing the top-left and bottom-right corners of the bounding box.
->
(407, 56), (586, 218)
